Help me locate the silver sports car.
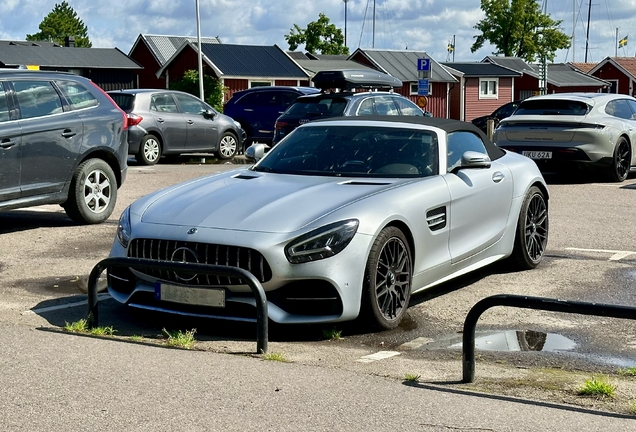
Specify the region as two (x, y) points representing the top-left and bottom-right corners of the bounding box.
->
(494, 93), (636, 182)
(107, 117), (549, 329)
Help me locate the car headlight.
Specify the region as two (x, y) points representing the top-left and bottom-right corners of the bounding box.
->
(285, 219), (359, 264)
(233, 120), (242, 129)
(117, 206), (132, 248)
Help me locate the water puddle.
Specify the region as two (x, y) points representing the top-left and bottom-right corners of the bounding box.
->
(451, 330), (576, 352)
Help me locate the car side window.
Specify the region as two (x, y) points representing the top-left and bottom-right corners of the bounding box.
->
(393, 97), (424, 116)
(150, 94), (179, 113)
(56, 80), (98, 110)
(281, 92), (299, 109)
(625, 100), (636, 119)
(373, 96), (399, 115)
(605, 100), (634, 120)
(446, 131), (488, 173)
(357, 98), (374, 115)
(174, 93), (207, 115)
(0, 83), (10, 122)
(13, 80), (63, 119)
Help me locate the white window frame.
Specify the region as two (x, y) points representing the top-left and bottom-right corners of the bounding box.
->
(479, 78), (499, 99)
(607, 79), (619, 94)
(410, 82), (432, 96)
(249, 80), (273, 88)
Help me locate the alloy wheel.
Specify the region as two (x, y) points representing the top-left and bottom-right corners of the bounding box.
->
(83, 169), (112, 214)
(524, 193), (548, 262)
(375, 237), (411, 321)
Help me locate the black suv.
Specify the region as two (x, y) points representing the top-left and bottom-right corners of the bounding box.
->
(224, 86), (319, 145)
(272, 70), (425, 144)
(0, 69), (128, 224)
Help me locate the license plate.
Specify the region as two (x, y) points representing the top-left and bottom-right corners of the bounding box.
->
(522, 151), (552, 160)
(155, 283), (225, 307)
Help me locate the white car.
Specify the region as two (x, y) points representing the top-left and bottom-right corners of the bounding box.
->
(107, 117), (549, 329)
(494, 93), (636, 182)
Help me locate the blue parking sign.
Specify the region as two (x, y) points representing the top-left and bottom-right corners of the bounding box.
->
(417, 58), (430, 71)
(418, 79), (429, 96)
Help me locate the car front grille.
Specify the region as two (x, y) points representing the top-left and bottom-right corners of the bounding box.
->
(127, 238), (272, 285)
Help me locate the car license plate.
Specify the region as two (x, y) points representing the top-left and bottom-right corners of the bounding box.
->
(155, 283), (225, 307)
(522, 151), (552, 160)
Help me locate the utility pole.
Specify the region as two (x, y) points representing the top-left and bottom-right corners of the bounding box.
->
(196, 0), (204, 101)
(343, 0), (349, 47)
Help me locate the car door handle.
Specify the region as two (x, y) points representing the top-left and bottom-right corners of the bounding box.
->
(156, 118), (165, 123)
(492, 171), (505, 183)
(186, 120), (194, 125)
(0, 139), (16, 149)
(61, 129), (77, 138)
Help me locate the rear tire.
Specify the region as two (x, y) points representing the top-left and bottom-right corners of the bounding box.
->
(360, 226), (412, 330)
(511, 186), (548, 269)
(64, 159), (117, 224)
(607, 137), (631, 182)
(136, 135), (161, 165)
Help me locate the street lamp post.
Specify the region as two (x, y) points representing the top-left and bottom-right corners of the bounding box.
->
(196, 0), (204, 101)
(343, 0), (349, 48)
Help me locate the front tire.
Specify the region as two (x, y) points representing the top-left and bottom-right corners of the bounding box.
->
(607, 137), (631, 182)
(64, 159), (117, 224)
(511, 186), (548, 269)
(136, 135), (161, 165)
(218, 132), (237, 159)
(361, 226), (412, 330)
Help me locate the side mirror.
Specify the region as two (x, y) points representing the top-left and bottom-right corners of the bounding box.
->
(460, 151), (491, 170)
(203, 109), (217, 119)
(245, 143), (267, 163)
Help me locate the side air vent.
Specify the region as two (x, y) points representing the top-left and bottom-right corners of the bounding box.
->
(233, 174), (260, 180)
(426, 206), (446, 231)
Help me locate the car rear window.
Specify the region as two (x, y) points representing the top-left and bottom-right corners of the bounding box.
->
(108, 93), (135, 112)
(515, 99), (590, 116)
(285, 98), (348, 117)
(57, 80), (98, 110)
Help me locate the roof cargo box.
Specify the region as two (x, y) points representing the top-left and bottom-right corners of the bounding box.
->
(312, 69), (402, 90)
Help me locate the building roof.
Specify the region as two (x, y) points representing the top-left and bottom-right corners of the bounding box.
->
(350, 48), (457, 83)
(530, 63), (609, 87)
(130, 34), (222, 66)
(441, 62), (522, 77)
(157, 42), (309, 79)
(482, 56), (538, 77)
(589, 57), (636, 81)
(0, 40), (62, 48)
(568, 62), (597, 74)
(0, 43), (141, 69)
(295, 58), (373, 76)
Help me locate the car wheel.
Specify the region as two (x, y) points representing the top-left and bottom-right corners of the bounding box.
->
(136, 135), (161, 165)
(511, 186), (548, 269)
(607, 137), (631, 182)
(218, 132), (237, 159)
(64, 159), (117, 224)
(361, 226), (412, 330)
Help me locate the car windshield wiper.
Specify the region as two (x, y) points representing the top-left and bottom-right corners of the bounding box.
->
(252, 166), (278, 173)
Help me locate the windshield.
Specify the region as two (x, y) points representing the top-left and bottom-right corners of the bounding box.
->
(515, 99), (590, 116)
(253, 125), (439, 178)
(284, 98), (348, 117)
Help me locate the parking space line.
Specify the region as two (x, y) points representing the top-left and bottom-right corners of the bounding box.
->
(22, 293), (111, 315)
(356, 351), (401, 363)
(566, 247), (635, 261)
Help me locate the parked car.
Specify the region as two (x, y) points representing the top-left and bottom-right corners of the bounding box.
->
(471, 100), (520, 133)
(494, 93), (636, 181)
(0, 69), (128, 224)
(272, 69), (427, 145)
(223, 86), (320, 145)
(107, 116), (548, 330)
(108, 89), (245, 165)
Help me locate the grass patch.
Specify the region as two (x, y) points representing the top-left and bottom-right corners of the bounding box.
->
(619, 367), (636, 377)
(263, 352), (288, 362)
(578, 377), (616, 398)
(63, 319), (115, 336)
(404, 373), (421, 382)
(130, 335), (144, 342)
(162, 328), (197, 349)
(322, 327), (343, 340)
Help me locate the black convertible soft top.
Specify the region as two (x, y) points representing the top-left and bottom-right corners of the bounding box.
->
(311, 116), (506, 161)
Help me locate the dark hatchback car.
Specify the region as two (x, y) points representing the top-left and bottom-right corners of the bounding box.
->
(471, 101), (520, 133)
(272, 70), (425, 145)
(0, 69), (128, 224)
(223, 86), (320, 145)
(108, 89), (245, 165)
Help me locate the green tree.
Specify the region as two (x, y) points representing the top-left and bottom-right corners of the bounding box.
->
(26, 1), (91, 47)
(170, 70), (227, 112)
(471, 0), (570, 62)
(285, 13), (349, 55)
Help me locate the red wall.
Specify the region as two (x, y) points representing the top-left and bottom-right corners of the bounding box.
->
(591, 64), (631, 95)
(129, 41), (166, 89)
(464, 77), (513, 121)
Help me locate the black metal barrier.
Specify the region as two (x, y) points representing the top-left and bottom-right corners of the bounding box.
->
(462, 294), (636, 383)
(87, 257), (268, 354)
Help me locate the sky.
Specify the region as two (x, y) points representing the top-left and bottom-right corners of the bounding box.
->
(0, 0), (633, 64)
